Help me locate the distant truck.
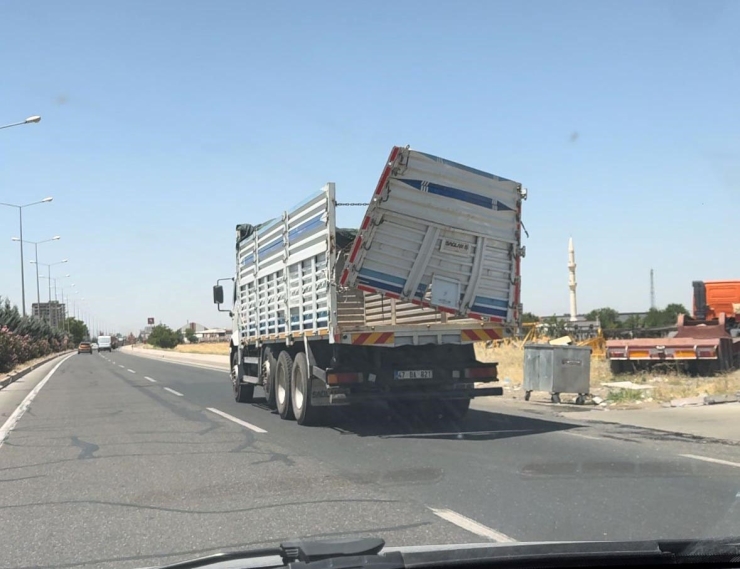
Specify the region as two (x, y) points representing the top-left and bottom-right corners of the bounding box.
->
(606, 280), (740, 375)
(97, 335), (113, 352)
(213, 146), (527, 425)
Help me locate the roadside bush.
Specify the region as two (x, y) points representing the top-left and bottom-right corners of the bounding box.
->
(147, 324), (181, 349)
(0, 296), (69, 373)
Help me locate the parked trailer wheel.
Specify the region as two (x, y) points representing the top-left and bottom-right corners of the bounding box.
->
(232, 351), (254, 403)
(524, 391), (531, 401)
(575, 394), (586, 406)
(551, 393), (561, 404)
(275, 351), (294, 420)
(291, 352), (321, 426)
(261, 347), (278, 409)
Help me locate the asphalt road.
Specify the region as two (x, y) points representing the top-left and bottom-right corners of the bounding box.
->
(2, 351), (740, 569)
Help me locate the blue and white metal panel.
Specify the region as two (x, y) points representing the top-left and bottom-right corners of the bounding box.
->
(345, 148), (523, 323)
(236, 184), (336, 342)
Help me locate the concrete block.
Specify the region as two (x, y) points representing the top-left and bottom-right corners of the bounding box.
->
(705, 394), (739, 405)
(670, 396), (707, 408)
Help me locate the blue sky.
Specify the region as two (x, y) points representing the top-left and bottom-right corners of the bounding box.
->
(1, 0), (738, 335)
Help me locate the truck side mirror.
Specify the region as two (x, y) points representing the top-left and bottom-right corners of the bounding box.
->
(213, 285), (224, 305)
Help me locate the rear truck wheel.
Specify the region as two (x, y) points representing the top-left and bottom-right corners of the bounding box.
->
(291, 352), (320, 426)
(575, 395), (586, 405)
(261, 347), (278, 409)
(551, 393), (561, 404)
(232, 351), (254, 403)
(524, 391), (531, 401)
(275, 351), (294, 420)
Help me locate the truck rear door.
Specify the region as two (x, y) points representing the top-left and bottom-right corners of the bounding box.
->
(340, 146), (525, 323)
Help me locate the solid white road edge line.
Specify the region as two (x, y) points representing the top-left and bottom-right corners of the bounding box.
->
(429, 508), (516, 543)
(680, 454), (740, 469)
(206, 407), (267, 434)
(144, 376), (156, 382)
(0, 353), (75, 448)
(127, 369), (136, 374)
(561, 431), (603, 441)
(163, 387), (184, 397)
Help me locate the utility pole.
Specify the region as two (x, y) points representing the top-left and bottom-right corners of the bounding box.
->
(650, 268), (656, 310)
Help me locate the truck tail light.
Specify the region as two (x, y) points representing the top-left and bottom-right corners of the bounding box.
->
(327, 372), (363, 385)
(698, 349), (716, 358)
(464, 366), (498, 380)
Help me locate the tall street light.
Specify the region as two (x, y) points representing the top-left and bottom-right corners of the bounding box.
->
(11, 236), (61, 311)
(0, 197), (54, 316)
(30, 259), (68, 326)
(0, 115), (41, 131)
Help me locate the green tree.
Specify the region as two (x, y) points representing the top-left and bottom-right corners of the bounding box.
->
(521, 312), (539, 323)
(586, 307), (621, 329)
(622, 314), (643, 329)
(147, 324), (181, 349)
(184, 327), (198, 343)
(65, 317), (89, 345)
(644, 304), (689, 328)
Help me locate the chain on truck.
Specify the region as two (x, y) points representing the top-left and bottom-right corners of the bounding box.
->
(213, 145), (527, 426)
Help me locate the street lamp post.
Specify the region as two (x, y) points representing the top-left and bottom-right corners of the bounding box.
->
(31, 259), (68, 326)
(58, 284), (75, 332)
(1, 198), (54, 316)
(0, 115), (41, 130)
(11, 236), (61, 311)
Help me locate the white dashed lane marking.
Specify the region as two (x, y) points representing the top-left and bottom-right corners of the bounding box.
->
(681, 454), (740, 469)
(144, 376), (156, 383)
(206, 407), (267, 434)
(163, 387), (183, 397)
(429, 508), (516, 543)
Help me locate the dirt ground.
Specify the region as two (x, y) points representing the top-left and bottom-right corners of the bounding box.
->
(475, 342), (740, 406)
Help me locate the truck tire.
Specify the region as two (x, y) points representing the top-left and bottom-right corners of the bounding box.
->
(262, 347), (278, 409)
(275, 351), (294, 420)
(232, 351), (254, 403)
(291, 352), (320, 426)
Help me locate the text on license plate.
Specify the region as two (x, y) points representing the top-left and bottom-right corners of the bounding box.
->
(394, 370), (433, 380)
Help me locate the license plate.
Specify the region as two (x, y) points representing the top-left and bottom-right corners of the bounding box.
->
(394, 370), (433, 380)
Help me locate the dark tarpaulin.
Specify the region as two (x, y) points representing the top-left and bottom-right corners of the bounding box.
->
(336, 228), (358, 251)
(235, 221), (274, 249)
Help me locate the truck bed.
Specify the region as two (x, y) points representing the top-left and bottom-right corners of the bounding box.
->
(235, 146), (526, 347)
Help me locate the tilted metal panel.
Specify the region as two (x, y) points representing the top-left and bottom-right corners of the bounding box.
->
(340, 146), (524, 324)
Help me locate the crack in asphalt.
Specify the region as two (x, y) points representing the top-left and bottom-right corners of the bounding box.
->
(0, 496), (399, 515)
(0, 474), (47, 483)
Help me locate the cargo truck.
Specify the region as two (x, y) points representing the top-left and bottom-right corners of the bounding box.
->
(606, 280), (740, 375)
(213, 146), (527, 425)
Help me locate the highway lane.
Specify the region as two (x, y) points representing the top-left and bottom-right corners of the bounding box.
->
(107, 350), (740, 542)
(3, 351), (740, 569)
(0, 353), (477, 569)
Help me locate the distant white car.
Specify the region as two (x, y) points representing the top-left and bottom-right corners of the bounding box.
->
(91, 343), (99, 350)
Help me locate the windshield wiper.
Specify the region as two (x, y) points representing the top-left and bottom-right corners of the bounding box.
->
(156, 538), (393, 569)
(155, 536), (740, 569)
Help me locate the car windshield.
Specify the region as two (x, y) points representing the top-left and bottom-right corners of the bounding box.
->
(1, 1), (739, 568)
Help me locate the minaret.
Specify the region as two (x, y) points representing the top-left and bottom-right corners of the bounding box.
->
(568, 237), (578, 322)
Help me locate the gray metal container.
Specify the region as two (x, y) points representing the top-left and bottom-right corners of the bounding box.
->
(523, 344), (591, 403)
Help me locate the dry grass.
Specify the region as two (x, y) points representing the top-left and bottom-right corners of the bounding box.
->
(474, 342), (740, 403)
(173, 343), (230, 355)
(650, 370), (740, 401)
